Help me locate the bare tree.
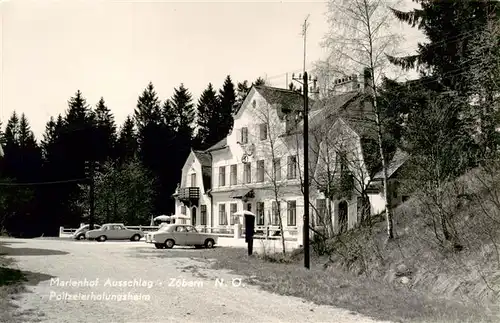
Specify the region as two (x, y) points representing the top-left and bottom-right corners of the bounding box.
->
(318, 0), (405, 240)
(312, 118), (378, 226)
(246, 94), (297, 255)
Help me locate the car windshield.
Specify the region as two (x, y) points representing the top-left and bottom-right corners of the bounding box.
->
(158, 224), (174, 232)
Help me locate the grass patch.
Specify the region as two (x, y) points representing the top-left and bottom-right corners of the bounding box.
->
(204, 247), (499, 323)
(0, 249), (27, 323)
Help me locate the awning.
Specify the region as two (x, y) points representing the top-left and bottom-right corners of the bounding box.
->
(229, 189), (254, 199)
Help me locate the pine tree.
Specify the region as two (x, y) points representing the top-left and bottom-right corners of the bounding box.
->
(388, 1), (500, 160)
(116, 116), (138, 164)
(195, 83), (222, 149)
(65, 90), (93, 128)
(94, 97), (117, 162)
(389, 1), (499, 92)
(253, 77), (266, 86)
(218, 75), (236, 140)
(170, 83), (195, 140)
(1, 113), (41, 236)
(134, 82), (162, 135)
(235, 80), (250, 113)
(18, 113), (37, 150)
(4, 111), (20, 147)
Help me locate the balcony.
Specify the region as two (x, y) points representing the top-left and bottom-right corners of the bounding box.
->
(177, 187), (200, 204)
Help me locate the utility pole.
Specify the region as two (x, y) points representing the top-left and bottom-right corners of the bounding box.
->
(303, 71), (310, 269)
(303, 14), (309, 73)
(291, 14), (318, 269)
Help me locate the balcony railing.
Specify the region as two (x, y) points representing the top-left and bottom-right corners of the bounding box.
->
(178, 187), (200, 201)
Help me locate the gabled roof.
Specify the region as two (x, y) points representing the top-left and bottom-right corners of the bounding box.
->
(285, 91), (372, 136)
(192, 150), (211, 167)
(233, 85), (314, 117)
(205, 138), (227, 152)
(373, 148), (410, 180)
(254, 85), (307, 107)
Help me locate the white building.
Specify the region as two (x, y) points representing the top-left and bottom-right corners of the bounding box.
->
(173, 73), (408, 237)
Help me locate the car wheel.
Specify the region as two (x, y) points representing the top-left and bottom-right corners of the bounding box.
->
(154, 243), (164, 249)
(97, 235), (107, 242)
(131, 234), (141, 241)
(164, 239), (175, 249)
(204, 239), (215, 248)
(76, 234), (85, 240)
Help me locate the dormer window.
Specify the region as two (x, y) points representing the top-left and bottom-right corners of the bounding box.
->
(240, 127), (248, 144)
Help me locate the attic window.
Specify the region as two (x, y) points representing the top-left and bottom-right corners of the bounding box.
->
(252, 100), (256, 108)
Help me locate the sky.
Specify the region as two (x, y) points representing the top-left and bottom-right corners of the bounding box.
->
(0, 0), (425, 139)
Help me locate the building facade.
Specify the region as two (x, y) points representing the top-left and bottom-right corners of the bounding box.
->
(173, 76), (407, 236)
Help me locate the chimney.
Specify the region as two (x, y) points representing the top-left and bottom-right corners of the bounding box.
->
(330, 74), (360, 95)
(309, 78), (320, 102)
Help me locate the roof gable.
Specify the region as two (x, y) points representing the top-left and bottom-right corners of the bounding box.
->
(205, 138), (228, 152)
(193, 150), (212, 166)
(233, 85), (309, 120)
(373, 148), (410, 180)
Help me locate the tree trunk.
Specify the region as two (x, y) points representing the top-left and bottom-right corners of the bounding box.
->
(276, 203), (286, 256)
(374, 99), (394, 240)
(326, 197), (334, 238)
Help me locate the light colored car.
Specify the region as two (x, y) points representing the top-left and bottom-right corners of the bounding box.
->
(85, 223), (144, 242)
(145, 224), (218, 249)
(73, 224), (101, 240)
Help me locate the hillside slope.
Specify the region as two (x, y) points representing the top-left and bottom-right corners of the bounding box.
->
(322, 164), (500, 305)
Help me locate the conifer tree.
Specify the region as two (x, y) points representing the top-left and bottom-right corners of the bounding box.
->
(195, 83), (222, 149)
(218, 75), (236, 140)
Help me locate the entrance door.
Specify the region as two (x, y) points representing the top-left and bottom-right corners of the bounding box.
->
(191, 208), (197, 226)
(338, 201), (348, 234)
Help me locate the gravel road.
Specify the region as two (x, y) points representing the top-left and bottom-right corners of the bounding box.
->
(1, 238), (391, 323)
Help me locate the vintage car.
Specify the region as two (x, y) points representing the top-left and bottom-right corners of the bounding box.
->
(73, 224), (101, 240)
(85, 223), (144, 242)
(145, 224), (218, 249)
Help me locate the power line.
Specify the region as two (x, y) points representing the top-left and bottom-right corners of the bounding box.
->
(0, 178), (87, 186)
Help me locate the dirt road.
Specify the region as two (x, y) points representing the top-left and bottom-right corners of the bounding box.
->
(1, 238), (391, 323)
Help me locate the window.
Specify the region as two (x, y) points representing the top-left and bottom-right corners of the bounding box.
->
(273, 158), (281, 181)
(176, 226), (186, 232)
(181, 205), (186, 215)
(287, 156), (297, 179)
(219, 204), (227, 225)
(256, 202), (265, 225)
(244, 163), (252, 184)
(316, 199), (326, 227)
(200, 205), (207, 225)
(246, 203), (252, 211)
(219, 166), (226, 186)
(287, 200), (296, 226)
(271, 201), (280, 225)
(190, 173), (196, 187)
(240, 127), (248, 144)
(230, 164), (237, 185)
(230, 203), (237, 225)
(259, 123), (267, 140)
(257, 160), (264, 182)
